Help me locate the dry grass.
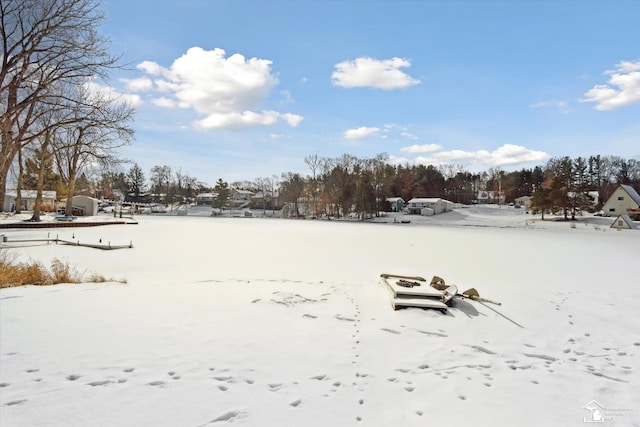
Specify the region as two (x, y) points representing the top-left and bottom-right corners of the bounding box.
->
(0, 250), (126, 288)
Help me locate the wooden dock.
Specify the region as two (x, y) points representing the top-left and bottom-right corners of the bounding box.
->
(0, 221), (131, 229)
(1, 235), (133, 250)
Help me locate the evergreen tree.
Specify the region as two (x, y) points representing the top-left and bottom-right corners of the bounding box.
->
(213, 179), (230, 210)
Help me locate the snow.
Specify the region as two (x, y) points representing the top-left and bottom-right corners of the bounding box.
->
(1, 207), (639, 426)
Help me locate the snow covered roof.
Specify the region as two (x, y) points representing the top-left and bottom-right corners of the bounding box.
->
(610, 214), (638, 229)
(6, 189), (56, 199)
(408, 198), (444, 203)
(386, 197), (404, 202)
(620, 184), (640, 206)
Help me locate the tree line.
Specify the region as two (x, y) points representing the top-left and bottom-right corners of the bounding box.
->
(60, 153), (637, 220)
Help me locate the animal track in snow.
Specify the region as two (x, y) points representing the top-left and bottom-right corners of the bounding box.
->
(88, 380), (112, 387)
(5, 399), (28, 406)
(147, 380), (166, 387)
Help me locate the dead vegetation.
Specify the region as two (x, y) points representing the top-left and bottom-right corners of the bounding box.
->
(0, 250), (126, 288)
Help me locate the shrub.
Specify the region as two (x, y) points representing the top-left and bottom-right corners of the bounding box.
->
(0, 249), (126, 288)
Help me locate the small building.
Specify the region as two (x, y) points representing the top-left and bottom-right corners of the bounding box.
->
(196, 193), (217, 206)
(230, 189), (254, 208)
(386, 197), (405, 212)
(602, 184), (640, 217)
(406, 198), (453, 215)
(71, 195), (100, 216)
(610, 214), (638, 230)
(420, 207), (435, 216)
(514, 195), (532, 210)
(3, 189), (57, 212)
(476, 190), (505, 205)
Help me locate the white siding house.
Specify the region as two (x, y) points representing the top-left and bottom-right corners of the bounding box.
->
(602, 185), (640, 217)
(406, 198), (453, 215)
(3, 189), (57, 212)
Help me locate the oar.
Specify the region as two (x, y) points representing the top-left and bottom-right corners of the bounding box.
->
(460, 288), (501, 306)
(380, 273), (426, 282)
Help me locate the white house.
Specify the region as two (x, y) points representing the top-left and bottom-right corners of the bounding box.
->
(405, 198), (453, 215)
(514, 195), (532, 209)
(196, 193), (217, 206)
(476, 190), (505, 204)
(3, 189), (57, 212)
(230, 189), (254, 208)
(610, 214), (637, 230)
(602, 184), (640, 217)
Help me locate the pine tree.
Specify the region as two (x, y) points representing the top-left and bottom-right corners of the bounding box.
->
(213, 179), (229, 210)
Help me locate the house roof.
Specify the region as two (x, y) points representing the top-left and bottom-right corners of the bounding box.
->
(6, 189), (56, 199)
(408, 198), (443, 203)
(610, 214), (638, 229)
(386, 197), (404, 202)
(620, 184), (640, 206)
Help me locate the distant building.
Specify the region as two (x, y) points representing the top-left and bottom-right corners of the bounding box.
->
(3, 189), (57, 212)
(405, 198), (453, 215)
(230, 189), (254, 208)
(476, 190), (505, 204)
(602, 184), (640, 217)
(386, 197), (405, 212)
(196, 193), (217, 206)
(514, 195), (532, 210)
(610, 214), (638, 230)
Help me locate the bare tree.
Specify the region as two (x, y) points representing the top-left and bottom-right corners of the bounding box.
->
(304, 153), (322, 218)
(53, 83), (134, 216)
(1, 0), (120, 211)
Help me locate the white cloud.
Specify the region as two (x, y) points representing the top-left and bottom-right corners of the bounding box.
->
(137, 61), (164, 76)
(387, 155), (411, 165)
(152, 97), (176, 108)
(121, 77), (153, 92)
(332, 57), (420, 89)
(83, 80), (142, 108)
(400, 143), (442, 154)
(394, 144), (548, 168)
(400, 132), (419, 140)
(136, 47), (303, 129)
(281, 113), (304, 127)
(431, 144), (548, 166)
(582, 60), (640, 110)
(344, 126), (381, 140)
(530, 100), (571, 114)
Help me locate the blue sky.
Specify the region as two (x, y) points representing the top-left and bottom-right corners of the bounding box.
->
(100, 0), (640, 185)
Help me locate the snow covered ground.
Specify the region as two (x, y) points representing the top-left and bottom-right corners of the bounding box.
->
(1, 207), (639, 426)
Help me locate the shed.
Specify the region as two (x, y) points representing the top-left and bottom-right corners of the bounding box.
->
(610, 214), (638, 230)
(71, 195), (100, 216)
